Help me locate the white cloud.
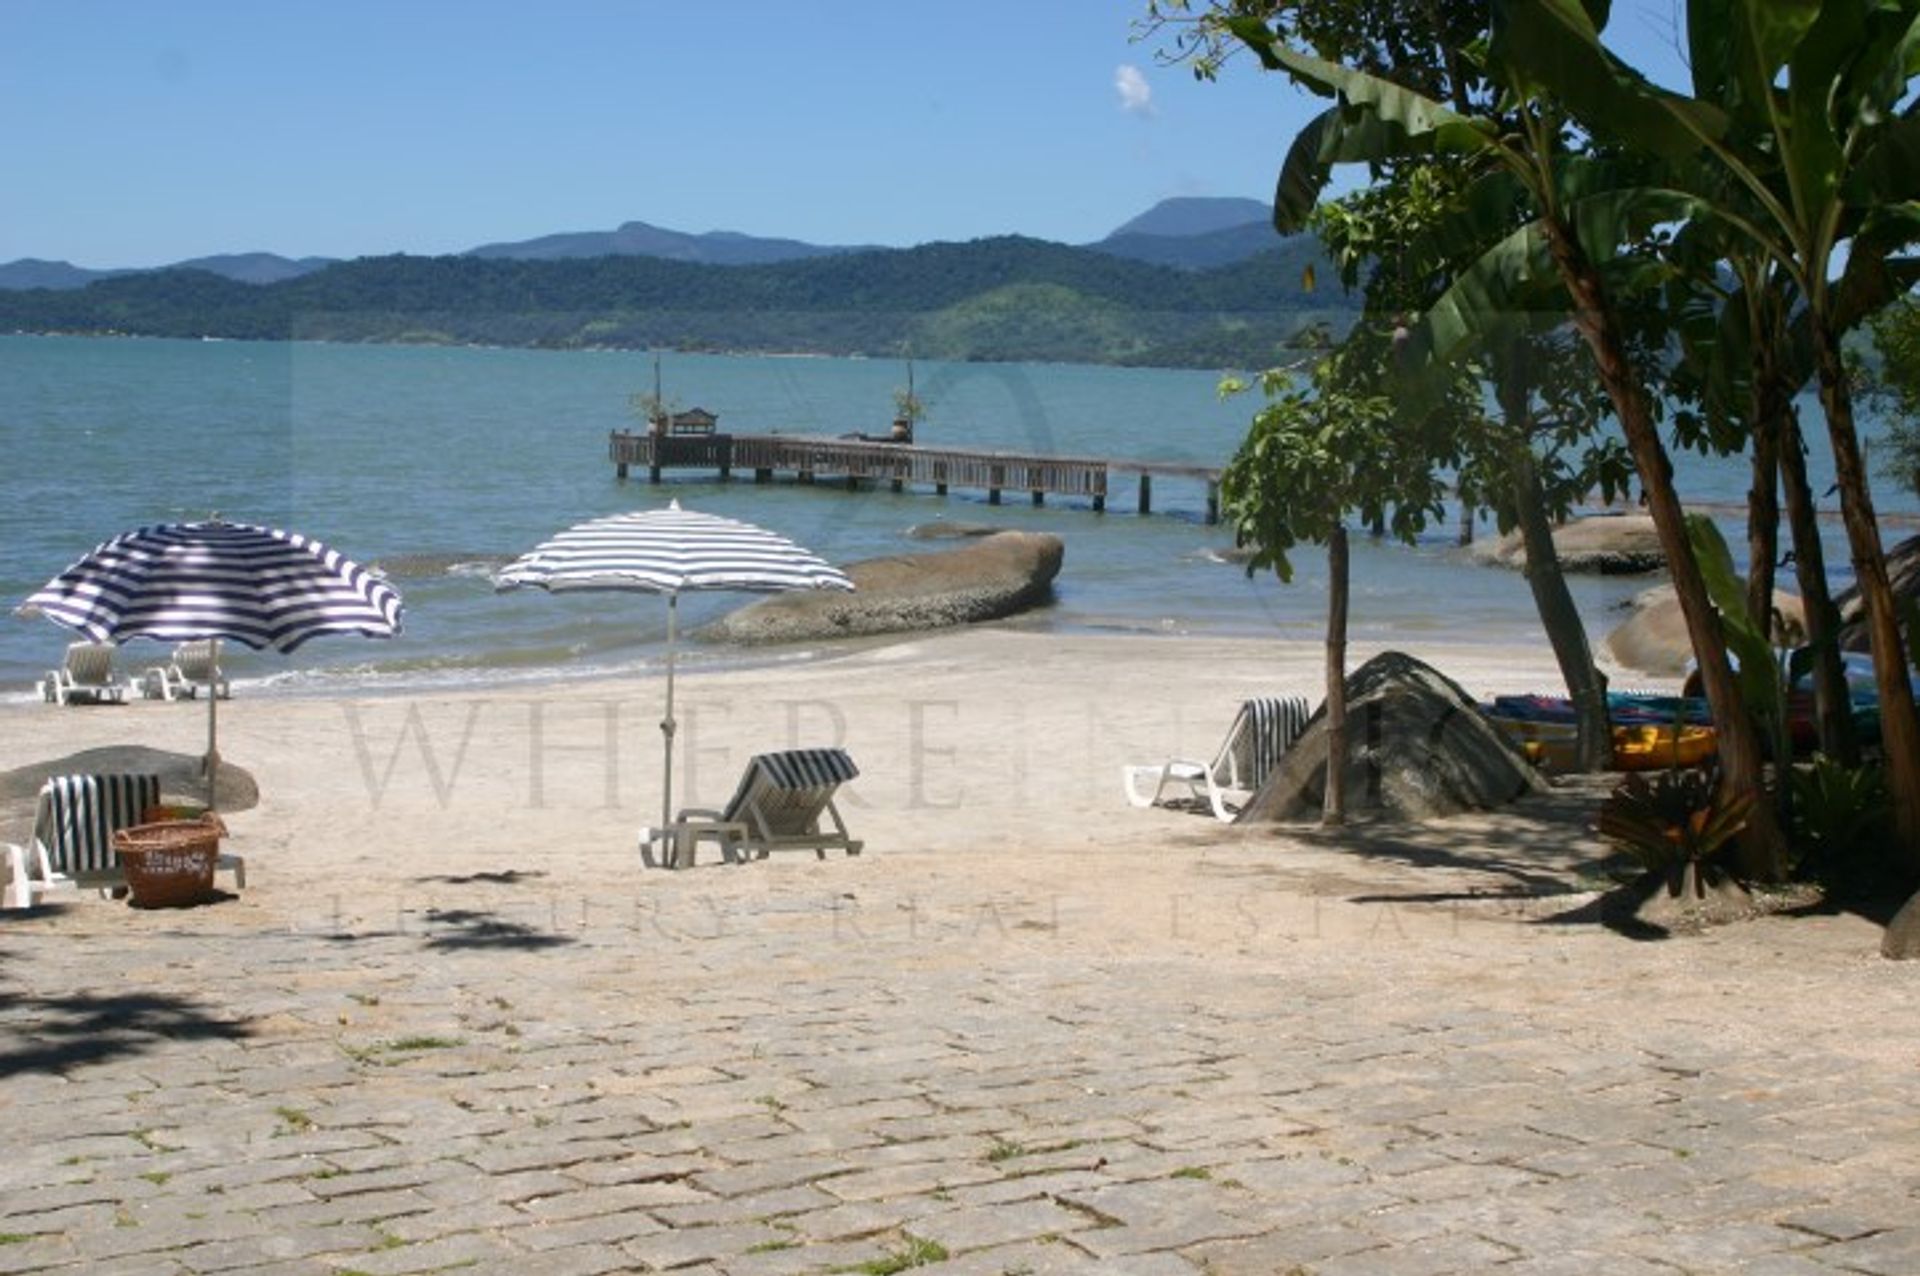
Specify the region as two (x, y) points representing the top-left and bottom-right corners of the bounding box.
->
(1115, 64), (1154, 116)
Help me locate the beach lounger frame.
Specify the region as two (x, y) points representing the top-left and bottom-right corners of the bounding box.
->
(1123, 696), (1311, 822)
(38, 641), (127, 706)
(2, 773), (246, 910)
(140, 640), (232, 701)
(642, 748), (863, 868)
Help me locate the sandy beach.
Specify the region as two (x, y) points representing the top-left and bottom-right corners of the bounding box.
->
(2, 629), (1917, 1274)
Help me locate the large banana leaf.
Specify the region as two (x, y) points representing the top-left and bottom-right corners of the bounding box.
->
(1275, 104), (1441, 231)
(1491, 0), (1727, 158)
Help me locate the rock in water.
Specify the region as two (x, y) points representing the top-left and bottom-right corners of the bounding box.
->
(1237, 651), (1547, 824)
(1473, 513), (1666, 574)
(706, 531), (1064, 643)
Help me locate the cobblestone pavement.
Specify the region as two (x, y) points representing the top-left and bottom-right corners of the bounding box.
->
(1, 848), (1917, 1276)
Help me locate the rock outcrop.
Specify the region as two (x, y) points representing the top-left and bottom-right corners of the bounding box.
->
(1236, 651), (1547, 825)
(706, 531), (1063, 644)
(1605, 584), (1807, 676)
(1836, 533), (1920, 652)
(1474, 513), (1666, 574)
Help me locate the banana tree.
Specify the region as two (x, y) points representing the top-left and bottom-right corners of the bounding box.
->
(1498, 0), (1920, 865)
(1222, 14), (1791, 877)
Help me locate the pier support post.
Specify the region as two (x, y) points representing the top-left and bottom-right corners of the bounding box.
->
(989, 463), (1004, 506)
(846, 474), (860, 492)
(649, 465), (662, 483)
(1092, 494), (1105, 513)
(1206, 481), (1219, 525)
(891, 479), (904, 493)
(754, 468), (772, 484)
(1032, 490), (1044, 507)
(616, 462), (629, 481)
(1138, 473), (1152, 515)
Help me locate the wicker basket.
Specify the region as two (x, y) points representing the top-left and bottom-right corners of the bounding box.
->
(113, 818), (223, 908)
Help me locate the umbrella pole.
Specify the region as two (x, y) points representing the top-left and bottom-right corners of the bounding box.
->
(205, 637), (220, 809)
(661, 593), (678, 864)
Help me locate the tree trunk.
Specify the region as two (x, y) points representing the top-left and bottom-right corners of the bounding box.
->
(1324, 526), (1349, 827)
(1809, 319), (1920, 868)
(1777, 406), (1859, 764)
(1501, 387), (1610, 771)
(1543, 222), (1786, 880)
(1745, 399), (1780, 637)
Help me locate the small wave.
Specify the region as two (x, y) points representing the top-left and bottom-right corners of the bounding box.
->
(372, 552), (509, 580)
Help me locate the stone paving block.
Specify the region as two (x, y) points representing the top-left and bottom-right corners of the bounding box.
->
(323, 1229), (519, 1275)
(376, 1198), (530, 1244)
(0, 1237), (79, 1275)
(1616, 1220), (1818, 1269)
(619, 1221), (792, 1270)
(1809, 1227), (1920, 1275)
(1310, 1230), (1519, 1275)
(651, 1183), (836, 1229)
(1185, 1222), (1385, 1274)
(784, 1199), (935, 1243)
(911, 1197), (1094, 1253)
(564, 1152), (715, 1187)
(708, 1236), (891, 1276)
(813, 1158), (1000, 1203)
(414, 1167), (576, 1206)
(501, 1206), (667, 1252)
(520, 1179), (711, 1221)
(252, 1186), (435, 1231)
(693, 1155), (861, 1199)
(166, 1224), (381, 1272)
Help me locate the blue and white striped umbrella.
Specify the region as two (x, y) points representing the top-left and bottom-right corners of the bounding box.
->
(494, 501), (853, 596)
(497, 501), (852, 858)
(23, 520), (402, 651)
(20, 520), (404, 797)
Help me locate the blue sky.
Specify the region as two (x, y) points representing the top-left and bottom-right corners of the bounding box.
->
(4, 1), (1692, 269)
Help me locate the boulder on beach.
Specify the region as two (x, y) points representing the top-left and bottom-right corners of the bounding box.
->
(1474, 513), (1666, 574)
(705, 531), (1064, 643)
(1236, 651), (1547, 825)
(1836, 532), (1920, 652)
(1605, 584), (1808, 676)
(1, 745), (259, 832)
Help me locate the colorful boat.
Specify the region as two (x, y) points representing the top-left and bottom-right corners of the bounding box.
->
(1487, 712), (1717, 772)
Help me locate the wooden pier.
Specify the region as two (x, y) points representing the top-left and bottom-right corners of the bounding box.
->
(609, 431), (1226, 523)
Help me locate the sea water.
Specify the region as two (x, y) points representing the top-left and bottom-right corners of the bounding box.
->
(2, 333), (1911, 699)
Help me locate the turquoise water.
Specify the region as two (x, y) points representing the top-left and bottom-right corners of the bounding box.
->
(2, 334), (1909, 698)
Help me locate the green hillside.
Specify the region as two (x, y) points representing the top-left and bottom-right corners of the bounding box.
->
(0, 235), (1351, 368)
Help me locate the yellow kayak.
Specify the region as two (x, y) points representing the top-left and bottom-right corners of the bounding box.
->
(1496, 718), (1717, 772)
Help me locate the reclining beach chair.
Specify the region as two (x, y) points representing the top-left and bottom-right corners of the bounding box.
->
(38, 641), (127, 705)
(642, 748), (862, 869)
(1123, 696), (1311, 822)
(1, 773), (245, 909)
(140, 640), (232, 701)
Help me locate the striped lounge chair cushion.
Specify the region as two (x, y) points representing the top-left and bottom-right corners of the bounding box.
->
(1230, 697), (1311, 789)
(723, 749), (859, 833)
(44, 773), (162, 876)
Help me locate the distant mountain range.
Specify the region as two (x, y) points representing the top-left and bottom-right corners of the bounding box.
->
(0, 197), (1345, 368)
(0, 196), (1287, 289)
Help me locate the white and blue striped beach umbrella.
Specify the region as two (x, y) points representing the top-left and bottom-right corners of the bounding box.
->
(496, 500), (852, 852)
(20, 519), (404, 794)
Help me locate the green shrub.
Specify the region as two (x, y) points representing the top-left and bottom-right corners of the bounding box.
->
(1597, 767), (1754, 875)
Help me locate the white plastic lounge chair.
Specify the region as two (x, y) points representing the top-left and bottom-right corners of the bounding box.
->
(38, 641), (127, 705)
(1123, 696), (1312, 822)
(141, 640), (232, 701)
(2, 774), (245, 909)
(643, 748), (862, 869)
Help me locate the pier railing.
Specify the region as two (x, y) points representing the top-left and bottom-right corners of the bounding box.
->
(610, 430), (1222, 519)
